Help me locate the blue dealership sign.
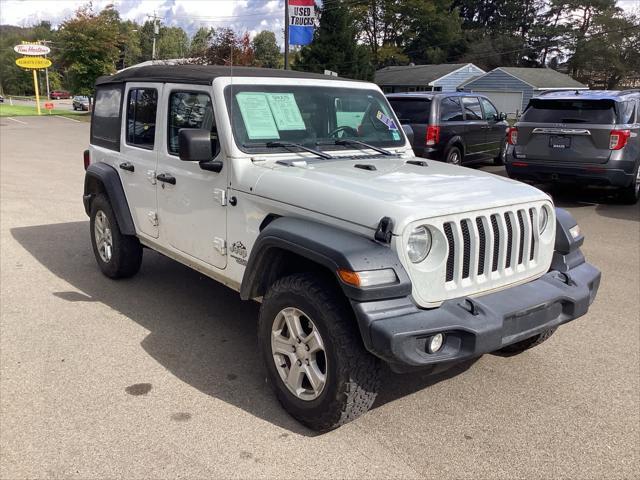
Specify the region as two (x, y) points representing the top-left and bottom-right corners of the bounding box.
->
(289, 0), (315, 46)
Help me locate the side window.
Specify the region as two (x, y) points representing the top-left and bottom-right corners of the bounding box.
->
(439, 97), (464, 122)
(618, 100), (636, 124)
(126, 88), (158, 149)
(480, 97), (498, 121)
(91, 86), (123, 151)
(462, 96), (483, 120)
(167, 91), (216, 155)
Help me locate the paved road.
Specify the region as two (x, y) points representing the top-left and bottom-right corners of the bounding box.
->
(1, 116), (638, 479)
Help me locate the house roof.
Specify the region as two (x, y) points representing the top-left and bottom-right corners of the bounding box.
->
(496, 67), (587, 89)
(96, 64), (356, 86)
(375, 64), (473, 86)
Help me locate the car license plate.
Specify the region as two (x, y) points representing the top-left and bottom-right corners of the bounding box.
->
(549, 135), (571, 149)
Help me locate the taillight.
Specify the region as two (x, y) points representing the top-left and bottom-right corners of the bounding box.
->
(425, 125), (440, 146)
(609, 129), (630, 150)
(83, 149), (90, 170)
(507, 127), (518, 145)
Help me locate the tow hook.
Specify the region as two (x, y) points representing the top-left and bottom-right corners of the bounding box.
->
(460, 298), (480, 316)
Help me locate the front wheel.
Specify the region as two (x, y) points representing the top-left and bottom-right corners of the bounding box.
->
(258, 273), (380, 431)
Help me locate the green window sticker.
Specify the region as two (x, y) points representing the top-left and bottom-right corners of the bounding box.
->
(392, 131), (401, 140)
(236, 92), (280, 139)
(266, 93), (306, 130)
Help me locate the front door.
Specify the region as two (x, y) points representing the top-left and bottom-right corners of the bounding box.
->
(480, 97), (507, 157)
(461, 96), (488, 161)
(156, 86), (228, 269)
(118, 83), (162, 238)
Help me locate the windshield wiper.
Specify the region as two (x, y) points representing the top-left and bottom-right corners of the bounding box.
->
(333, 139), (393, 156)
(265, 141), (333, 159)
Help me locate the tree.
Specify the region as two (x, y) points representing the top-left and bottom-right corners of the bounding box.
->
(57, 5), (121, 96)
(189, 27), (213, 57)
(296, 1), (373, 80)
(252, 30), (281, 68)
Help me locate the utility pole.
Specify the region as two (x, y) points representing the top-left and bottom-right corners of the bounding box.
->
(147, 12), (161, 60)
(284, 0), (289, 69)
(39, 40), (52, 99)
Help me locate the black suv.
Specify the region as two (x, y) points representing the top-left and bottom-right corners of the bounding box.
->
(387, 92), (509, 165)
(505, 90), (640, 204)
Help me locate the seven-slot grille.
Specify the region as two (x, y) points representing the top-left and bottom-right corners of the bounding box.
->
(443, 207), (541, 284)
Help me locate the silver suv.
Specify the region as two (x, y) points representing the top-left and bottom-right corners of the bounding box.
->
(505, 90), (640, 204)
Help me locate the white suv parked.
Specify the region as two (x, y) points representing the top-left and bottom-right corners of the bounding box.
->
(83, 65), (600, 431)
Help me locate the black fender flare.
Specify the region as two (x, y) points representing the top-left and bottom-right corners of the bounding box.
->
(240, 217), (412, 302)
(83, 162), (136, 235)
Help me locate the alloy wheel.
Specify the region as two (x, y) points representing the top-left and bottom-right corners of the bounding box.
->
(271, 307), (327, 401)
(94, 210), (113, 263)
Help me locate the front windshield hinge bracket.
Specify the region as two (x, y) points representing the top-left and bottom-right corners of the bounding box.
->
(375, 217), (394, 244)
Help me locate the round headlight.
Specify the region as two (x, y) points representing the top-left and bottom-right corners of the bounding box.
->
(539, 207), (549, 233)
(407, 226), (432, 263)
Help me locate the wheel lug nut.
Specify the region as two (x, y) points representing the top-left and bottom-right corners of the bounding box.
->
(296, 338), (301, 343)
(305, 344), (310, 351)
(297, 360), (302, 366)
(305, 359), (309, 365)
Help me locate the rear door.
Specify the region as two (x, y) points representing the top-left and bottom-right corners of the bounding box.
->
(387, 97), (432, 155)
(516, 98), (616, 164)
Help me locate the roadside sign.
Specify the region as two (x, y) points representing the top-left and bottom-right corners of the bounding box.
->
(14, 44), (51, 56)
(44, 102), (54, 110)
(288, 0), (315, 46)
(15, 56), (52, 69)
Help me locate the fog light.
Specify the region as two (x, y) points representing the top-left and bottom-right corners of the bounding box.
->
(427, 333), (445, 354)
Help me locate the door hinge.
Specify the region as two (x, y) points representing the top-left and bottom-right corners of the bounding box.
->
(213, 188), (227, 206)
(148, 211), (159, 226)
(147, 170), (157, 185)
(213, 237), (227, 255)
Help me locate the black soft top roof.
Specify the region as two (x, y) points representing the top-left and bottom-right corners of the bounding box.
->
(95, 64), (358, 86)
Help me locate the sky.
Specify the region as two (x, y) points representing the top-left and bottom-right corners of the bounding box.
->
(0, 0), (638, 45)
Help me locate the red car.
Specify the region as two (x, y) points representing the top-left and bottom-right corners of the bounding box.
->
(50, 90), (71, 100)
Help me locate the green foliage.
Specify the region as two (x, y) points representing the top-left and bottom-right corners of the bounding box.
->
(253, 31), (282, 68)
(57, 4), (121, 96)
(296, 1), (373, 80)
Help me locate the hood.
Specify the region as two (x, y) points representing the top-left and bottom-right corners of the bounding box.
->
(251, 156), (550, 234)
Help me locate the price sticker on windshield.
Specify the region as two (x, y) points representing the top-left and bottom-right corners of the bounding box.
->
(375, 110), (398, 130)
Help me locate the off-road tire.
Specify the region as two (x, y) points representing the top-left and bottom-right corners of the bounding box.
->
(498, 328), (557, 354)
(258, 273), (380, 432)
(90, 194), (142, 279)
(445, 145), (462, 165)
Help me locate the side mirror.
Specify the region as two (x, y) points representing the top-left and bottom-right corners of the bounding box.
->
(498, 112), (508, 121)
(178, 128), (222, 172)
(401, 124), (414, 145)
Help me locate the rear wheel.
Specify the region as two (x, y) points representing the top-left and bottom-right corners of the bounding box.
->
(445, 146), (462, 166)
(90, 194), (142, 278)
(618, 166), (639, 204)
(258, 273), (380, 431)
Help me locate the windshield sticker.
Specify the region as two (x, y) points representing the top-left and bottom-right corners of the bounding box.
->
(236, 92), (280, 139)
(375, 110), (398, 130)
(392, 131), (401, 140)
(266, 93), (306, 130)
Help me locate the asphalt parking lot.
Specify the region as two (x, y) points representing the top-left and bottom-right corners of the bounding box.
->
(1, 116), (638, 479)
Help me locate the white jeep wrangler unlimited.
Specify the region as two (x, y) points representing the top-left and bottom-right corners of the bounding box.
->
(83, 65), (600, 431)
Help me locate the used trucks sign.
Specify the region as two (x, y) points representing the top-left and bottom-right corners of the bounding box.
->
(288, 0), (315, 46)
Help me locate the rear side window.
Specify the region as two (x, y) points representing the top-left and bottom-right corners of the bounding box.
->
(126, 88), (158, 149)
(480, 97), (498, 120)
(462, 97), (482, 120)
(521, 99), (616, 124)
(388, 98), (431, 124)
(168, 91), (215, 155)
(439, 97), (464, 121)
(91, 86), (123, 151)
(617, 101), (636, 124)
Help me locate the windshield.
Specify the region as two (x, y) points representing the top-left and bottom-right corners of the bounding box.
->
(521, 99), (616, 124)
(225, 85), (405, 153)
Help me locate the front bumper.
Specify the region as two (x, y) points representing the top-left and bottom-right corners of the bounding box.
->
(351, 261), (600, 369)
